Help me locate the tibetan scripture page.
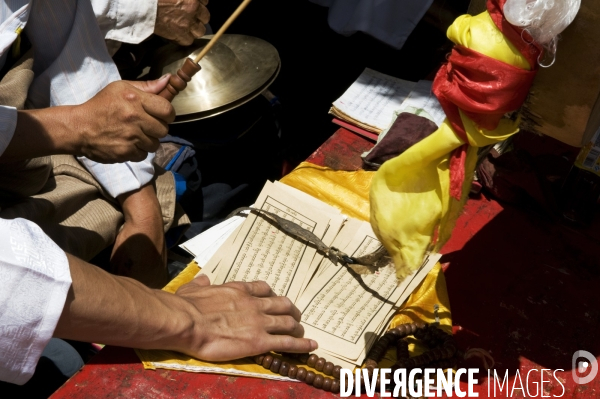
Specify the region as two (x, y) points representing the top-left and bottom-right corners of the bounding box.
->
(212, 181), (331, 302)
(298, 221), (441, 362)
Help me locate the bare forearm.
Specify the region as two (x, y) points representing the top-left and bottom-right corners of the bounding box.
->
(55, 255), (317, 362)
(113, 183), (169, 288)
(55, 254), (198, 351)
(0, 107), (80, 162)
(118, 183), (162, 223)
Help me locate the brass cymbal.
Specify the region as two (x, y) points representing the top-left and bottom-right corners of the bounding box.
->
(150, 34), (280, 122)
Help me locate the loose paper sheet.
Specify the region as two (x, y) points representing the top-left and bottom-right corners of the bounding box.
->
(298, 221), (441, 362)
(397, 80), (446, 127)
(180, 214), (246, 266)
(332, 68), (416, 132)
(200, 224), (243, 282)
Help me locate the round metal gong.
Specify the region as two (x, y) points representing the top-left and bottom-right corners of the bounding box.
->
(149, 34), (280, 123)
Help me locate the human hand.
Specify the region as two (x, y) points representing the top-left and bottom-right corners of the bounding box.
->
(73, 75), (175, 164)
(155, 0), (211, 46)
(111, 184), (169, 289)
(175, 275), (318, 361)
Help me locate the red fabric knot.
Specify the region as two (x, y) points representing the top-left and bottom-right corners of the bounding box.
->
(431, 0), (542, 200)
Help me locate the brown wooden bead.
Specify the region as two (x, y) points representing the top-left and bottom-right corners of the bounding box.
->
(409, 323), (418, 334)
(368, 350), (382, 361)
(396, 339), (409, 360)
(315, 357), (326, 371)
(279, 362), (290, 376)
(298, 354), (309, 364)
(397, 324), (408, 336)
(288, 365), (298, 378)
(262, 355), (273, 369)
(388, 327), (401, 336)
(323, 361), (334, 376)
(305, 371), (316, 385)
(270, 357), (281, 373)
(322, 377), (333, 392)
(254, 355), (265, 364)
(296, 367), (307, 381)
(365, 359), (378, 369)
(331, 379), (340, 393)
(333, 365), (341, 379)
(307, 354), (318, 367)
(416, 322), (426, 329)
(383, 333), (396, 345)
(313, 375), (324, 389)
(366, 365), (375, 378)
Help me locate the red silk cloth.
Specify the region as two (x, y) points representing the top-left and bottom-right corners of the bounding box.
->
(432, 0), (542, 199)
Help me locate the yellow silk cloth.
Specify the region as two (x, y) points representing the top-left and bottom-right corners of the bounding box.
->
(137, 161), (452, 375)
(370, 10), (529, 280)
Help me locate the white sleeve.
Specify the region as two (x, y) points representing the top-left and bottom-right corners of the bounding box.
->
(90, 0), (157, 44)
(0, 219), (72, 385)
(78, 153), (156, 198)
(0, 106), (17, 158)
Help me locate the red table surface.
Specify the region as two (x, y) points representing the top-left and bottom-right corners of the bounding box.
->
(51, 129), (600, 398)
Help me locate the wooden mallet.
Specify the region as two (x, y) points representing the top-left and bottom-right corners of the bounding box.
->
(159, 0), (253, 102)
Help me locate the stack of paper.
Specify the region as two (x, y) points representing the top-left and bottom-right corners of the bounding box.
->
(330, 68), (446, 137)
(330, 68), (416, 134)
(181, 180), (441, 371)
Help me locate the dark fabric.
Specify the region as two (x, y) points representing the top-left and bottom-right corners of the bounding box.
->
(0, 339), (85, 398)
(362, 113), (438, 170)
(477, 137), (573, 216)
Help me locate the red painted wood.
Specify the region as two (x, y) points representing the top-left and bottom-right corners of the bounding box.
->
(50, 346), (340, 399)
(305, 128), (374, 171)
(51, 129), (600, 398)
(442, 196), (600, 398)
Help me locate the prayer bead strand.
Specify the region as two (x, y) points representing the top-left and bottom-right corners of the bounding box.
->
(253, 322), (460, 394)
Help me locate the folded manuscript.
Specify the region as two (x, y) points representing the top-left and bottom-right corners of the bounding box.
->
(330, 68), (445, 135)
(138, 180), (441, 378)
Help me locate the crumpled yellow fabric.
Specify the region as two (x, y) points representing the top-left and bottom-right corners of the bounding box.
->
(279, 162), (374, 220)
(137, 161), (453, 374)
(370, 10), (527, 280)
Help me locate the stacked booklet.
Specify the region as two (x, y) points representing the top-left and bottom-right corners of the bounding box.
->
(181, 181), (441, 371)
(330, 68), (446, 138)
